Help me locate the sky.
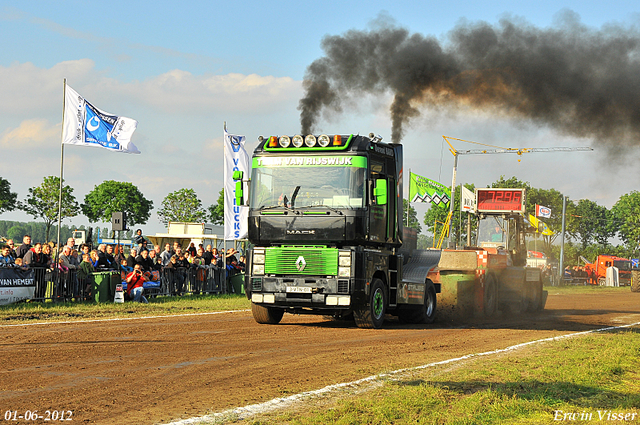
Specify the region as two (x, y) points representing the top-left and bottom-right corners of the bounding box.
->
(1, 0), (640, 237)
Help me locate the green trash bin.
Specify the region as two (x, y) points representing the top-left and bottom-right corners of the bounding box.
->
(230, 273), (245, 295)
(93, 271), (121, 302)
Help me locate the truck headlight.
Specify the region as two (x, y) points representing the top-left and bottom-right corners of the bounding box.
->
(253, 264), (265, 275)
(339, 254), (351, 267)
(279, 135), (291, 147)
(253, 253), (265, 264)
(338, 267), (351, 277)
(292, 135), (304, 147)
(305, 134), (317, 147)
(318, 134), (330, 147)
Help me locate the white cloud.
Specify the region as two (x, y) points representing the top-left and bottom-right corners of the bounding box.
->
(0, 119), (59, 149)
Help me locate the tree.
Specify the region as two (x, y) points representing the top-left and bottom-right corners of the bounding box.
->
(208, 188), (224, 225)
(23, 176), (80, 242)
(82, 181), (153, 227)
(402, 199), (421, 233)
(574, 199), (616, 248)
(423, 183), (476, 245)
(0, 177), (19, 214)
(157, 188), (207, 225)
(612, 191), (640, 255)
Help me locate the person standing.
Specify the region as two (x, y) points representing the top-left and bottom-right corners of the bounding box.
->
(16, 235), (32, 259)
(160, 243), (173, 267)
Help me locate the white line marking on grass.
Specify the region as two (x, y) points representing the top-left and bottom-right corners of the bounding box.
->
(163, 320), (640, 425)
(0, 310), (250, 328)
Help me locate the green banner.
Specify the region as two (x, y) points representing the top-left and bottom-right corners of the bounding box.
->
(409, 172), (451, 209)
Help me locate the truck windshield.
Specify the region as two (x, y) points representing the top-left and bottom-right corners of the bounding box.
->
(250, 156), (366, 210)
(477, 216), (507, 246)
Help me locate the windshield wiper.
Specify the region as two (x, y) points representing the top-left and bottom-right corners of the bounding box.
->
(303, 204), (344, 215)
(290, 186), (301, 209)
(259, 204), (296, 212)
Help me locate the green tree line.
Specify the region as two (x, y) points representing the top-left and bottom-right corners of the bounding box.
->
(0, 176), (225, 243)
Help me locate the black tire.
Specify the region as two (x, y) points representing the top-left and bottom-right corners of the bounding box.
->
(251, 302), (284, 324)
(398, 280), (437, 324)
(354, 278), (386, 329)
(598, 278), (606, 286)
(631, 271), (640, 293)
(527, 281), (542, 312)
(484, 275), (497, 317)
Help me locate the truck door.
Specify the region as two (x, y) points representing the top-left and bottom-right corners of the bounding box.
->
(369, 160), (387, 243)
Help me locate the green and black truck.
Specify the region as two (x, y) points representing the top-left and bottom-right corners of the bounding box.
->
(235, 133), (441, 328)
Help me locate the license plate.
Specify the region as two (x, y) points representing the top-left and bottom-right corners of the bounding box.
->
(286, 286), (312, 293)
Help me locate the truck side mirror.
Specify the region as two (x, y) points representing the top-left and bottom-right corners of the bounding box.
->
(374, 179), (387, 205)
(235, 181), (244, 206)
(233, 171), (244, 206)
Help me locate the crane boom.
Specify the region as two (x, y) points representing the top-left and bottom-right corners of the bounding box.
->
(440, 135), (593, 248)
(456, 146), (594, 155)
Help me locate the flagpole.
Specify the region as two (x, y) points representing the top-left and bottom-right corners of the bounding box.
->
(223, 121), (227, 293)
(56, 79), (67, 264)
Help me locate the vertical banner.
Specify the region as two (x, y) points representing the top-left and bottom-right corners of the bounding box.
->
(224, 130), (249, 240)
(461, 185), (476, 213)
(408, 172), (451, 209)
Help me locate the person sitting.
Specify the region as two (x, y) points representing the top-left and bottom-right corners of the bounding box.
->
(125, 264), (148, 303)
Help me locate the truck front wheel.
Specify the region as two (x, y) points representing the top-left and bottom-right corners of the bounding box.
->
(354, 278), (386, 329)
(251, 303), (284, 324)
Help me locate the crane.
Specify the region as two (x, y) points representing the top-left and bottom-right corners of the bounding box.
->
(437, 135), (593, 248)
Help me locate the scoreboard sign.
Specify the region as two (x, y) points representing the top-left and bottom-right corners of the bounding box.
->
(475, 188), (526, 213)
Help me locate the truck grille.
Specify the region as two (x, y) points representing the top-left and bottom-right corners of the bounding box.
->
(265, 246), (338, 276)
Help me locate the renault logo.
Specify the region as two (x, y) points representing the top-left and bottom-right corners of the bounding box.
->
(296, 256), (306, 272)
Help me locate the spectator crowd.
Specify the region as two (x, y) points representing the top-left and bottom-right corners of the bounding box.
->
(0, 229), (246, 303)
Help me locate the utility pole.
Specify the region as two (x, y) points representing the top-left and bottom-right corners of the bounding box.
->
(558, 195), (567, 286)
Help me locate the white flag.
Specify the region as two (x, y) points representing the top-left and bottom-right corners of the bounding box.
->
(461, 185), (476, 213)
(224, 130), (249, 240)
(62, 84), (140, 154)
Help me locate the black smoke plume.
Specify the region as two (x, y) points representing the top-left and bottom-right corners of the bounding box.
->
(299, 12), (640, 145)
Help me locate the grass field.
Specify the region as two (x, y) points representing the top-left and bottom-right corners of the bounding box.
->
(237, 326), (640, 424)
(0, 294), (251, 324)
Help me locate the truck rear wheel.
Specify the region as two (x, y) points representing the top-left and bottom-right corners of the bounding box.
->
(631, 271), (640, 293)
(483, 275), (497, 317)
(251, 303), (284, 324)
(398, 280), (437, 324)
(354, 278), (386, 329)
(527, 281), (542, 312)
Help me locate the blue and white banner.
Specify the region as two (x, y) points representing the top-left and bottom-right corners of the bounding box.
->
(62, 84), (140, 154)
(224, 130), (249, 240)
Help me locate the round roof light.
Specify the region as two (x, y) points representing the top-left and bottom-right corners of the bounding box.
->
(318, 134), (330, 147)
(279, 135), (291, 148)
(305, 134), (317, 147)
(292, 135), (304, 147)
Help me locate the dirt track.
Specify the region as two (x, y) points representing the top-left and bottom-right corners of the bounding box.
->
(2, 290), (640, 425)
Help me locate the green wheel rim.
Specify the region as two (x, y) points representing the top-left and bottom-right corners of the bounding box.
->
(373, 288), (384, 318)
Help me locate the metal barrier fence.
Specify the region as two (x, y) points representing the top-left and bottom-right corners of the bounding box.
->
(27, 266), (237, 302)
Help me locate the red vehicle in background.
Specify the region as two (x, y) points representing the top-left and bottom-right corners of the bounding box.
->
(583, 255), (632, 286)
